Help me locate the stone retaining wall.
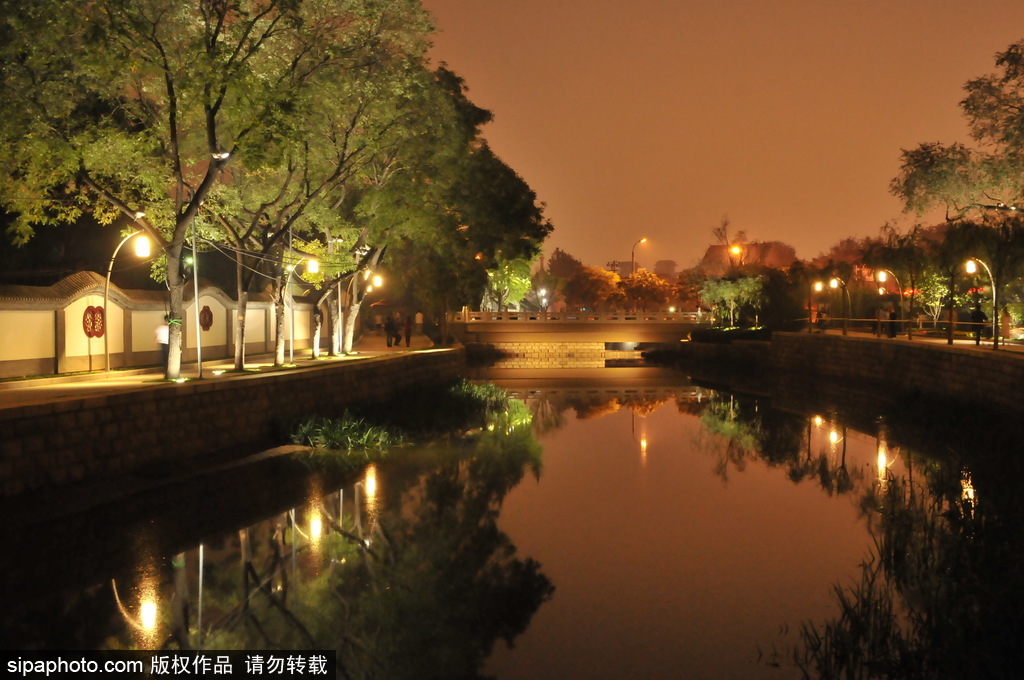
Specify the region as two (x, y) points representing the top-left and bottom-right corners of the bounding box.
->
(0, 349), (465, 499)
(770, 333), (1024, 413)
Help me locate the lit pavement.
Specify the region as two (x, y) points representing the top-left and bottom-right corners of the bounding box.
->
(0, 332), (436, 410)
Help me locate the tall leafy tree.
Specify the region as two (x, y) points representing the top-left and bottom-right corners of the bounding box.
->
(563, 265), (620, 311)
(0, 0), (424, 378)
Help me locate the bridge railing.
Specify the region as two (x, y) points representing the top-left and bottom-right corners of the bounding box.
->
(452, 310), (705, 323)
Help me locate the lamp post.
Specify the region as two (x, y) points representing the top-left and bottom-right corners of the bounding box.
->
(829, 277), (850, 336)
(102, 222), (150, 372)
(287, 257), (319, 364)
(966, 258), (998, 349)
(875, 269), (906, 339)
(631, 237), (647, 275)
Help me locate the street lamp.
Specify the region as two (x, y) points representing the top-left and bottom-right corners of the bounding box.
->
(829, 277), (851, 336)
(631, 237), (647, 275)
(102, 221), (150, 372)
(966, 258), (999, 349)
(287, 257), (319, 364)
(874, 269), (906, 339)
(729, 244), (744, 268)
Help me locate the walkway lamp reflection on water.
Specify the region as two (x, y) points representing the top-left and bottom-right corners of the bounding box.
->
(139, 598), (158, 632)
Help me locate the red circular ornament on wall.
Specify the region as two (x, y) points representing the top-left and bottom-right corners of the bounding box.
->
(199, 305), (214, 331)
(83, 306), (105, 338)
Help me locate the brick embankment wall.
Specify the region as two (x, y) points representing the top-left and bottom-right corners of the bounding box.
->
(0, 349), (465, 499)
(769, 333), (1024, 413)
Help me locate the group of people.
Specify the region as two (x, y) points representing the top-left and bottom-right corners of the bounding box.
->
(383, 313), (413, 348)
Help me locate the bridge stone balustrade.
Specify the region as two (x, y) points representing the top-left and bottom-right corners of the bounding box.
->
(450, 309), (708, 345)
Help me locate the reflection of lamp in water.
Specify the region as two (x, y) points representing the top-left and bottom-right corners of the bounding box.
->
(111, 577), (159, 645)
(354, 465), (380, 539)
(140, 598), (158, 632)
(310, 511), (323, 541)
(961, 470), (976, 503)
(829, 429), (840, 445)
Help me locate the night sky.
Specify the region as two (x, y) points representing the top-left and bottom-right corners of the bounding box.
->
(423, 0), (1024, 270)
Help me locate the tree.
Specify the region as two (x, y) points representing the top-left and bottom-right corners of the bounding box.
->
(563, 266), (620, 311)
(483, 255), (534, 311)
(700, 276), (764, 326)
(0, 0), (425, 378)
(546, 248), (583, 280)
(619, 269), (674, 312)
(862, 224), (927, 339)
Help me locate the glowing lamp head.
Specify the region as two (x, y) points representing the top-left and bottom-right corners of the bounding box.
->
(966, 260), (978, 274)
(878, 287), (887, 295)
(134, 236), (151, 258)
(814, 281), (824, 292)
(829, 278), (839, 289)
(730, 245), (741, 255)
(372, 274), (383, 288)
(306, 259), (319, 274)
(877, 271), (888, 282)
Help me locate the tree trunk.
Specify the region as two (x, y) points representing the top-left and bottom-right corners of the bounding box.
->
(166, 249), (185, 380)
(274, 287), (286, 365)
(234, 255), (248, 371)
(311, 304), (322, 359)
(331, 286), (343, 356)
(343, 298), (362, 354)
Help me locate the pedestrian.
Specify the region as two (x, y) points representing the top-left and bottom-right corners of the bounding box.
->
(970, 304), (987, 345)
(155, 315), (170, 369)
(383, 314), (396, 347)
(404, 315), (412, 347)
(815, 309), (827, 333)
(887, 306), (897, 338)
(392, 314), (403, 347)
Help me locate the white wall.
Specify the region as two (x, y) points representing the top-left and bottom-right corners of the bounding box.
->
(1, 310), (54, 360)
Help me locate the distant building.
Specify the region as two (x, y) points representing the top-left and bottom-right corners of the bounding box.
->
(653, 260), (677, 280)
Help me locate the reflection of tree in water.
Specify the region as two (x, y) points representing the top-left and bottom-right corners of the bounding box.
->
(527, 391), (674, 427)
(126, 405), (553, 679)
(693, 392), (864, 495)
(618, 394), (669, 416)
(797, 433), (1024, 677)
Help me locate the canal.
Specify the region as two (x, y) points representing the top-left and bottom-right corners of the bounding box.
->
(3, 364), (1022, 678)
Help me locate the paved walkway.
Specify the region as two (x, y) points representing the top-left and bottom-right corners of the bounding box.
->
(810, 326), (1024, 355)
(0, 331), (438, 410)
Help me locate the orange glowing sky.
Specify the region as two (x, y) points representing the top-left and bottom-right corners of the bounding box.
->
(422, 0), (1024, 270)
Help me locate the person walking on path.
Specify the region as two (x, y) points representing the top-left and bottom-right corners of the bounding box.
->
(404, 315), (412, 347)
(887, 306), (898, 338)
(971, 304), (987, 346)
(384, 315), (397, 348)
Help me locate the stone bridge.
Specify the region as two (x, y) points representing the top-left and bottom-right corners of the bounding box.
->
(449, 310), (709, 367)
